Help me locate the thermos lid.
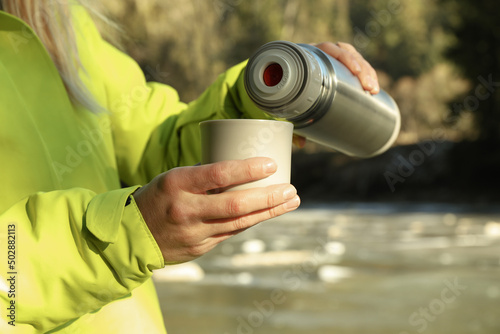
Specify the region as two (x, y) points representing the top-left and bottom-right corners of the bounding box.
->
(245, 41), (326, 119)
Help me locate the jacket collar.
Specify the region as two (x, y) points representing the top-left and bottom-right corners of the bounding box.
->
(0, 8), (28, 32)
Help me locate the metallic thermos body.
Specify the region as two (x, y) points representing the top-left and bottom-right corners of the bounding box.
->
(244, 41), (401, 158)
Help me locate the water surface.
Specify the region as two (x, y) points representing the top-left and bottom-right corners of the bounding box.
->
(154, 203), (500, 334)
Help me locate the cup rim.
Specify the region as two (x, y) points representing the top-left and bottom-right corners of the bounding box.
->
(199, 119), (293, 126)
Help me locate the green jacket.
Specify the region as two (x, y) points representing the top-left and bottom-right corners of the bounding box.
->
(0, 4), (266, 333)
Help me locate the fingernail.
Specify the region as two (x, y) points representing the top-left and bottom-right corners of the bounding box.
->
(353, 61), (362, 73)
(264, 161), (277, 174)
(369, 77), (380, 93)
(284, 195), (300, 210)
(283, 185), (297, 201)
(364, 76), (374, 90)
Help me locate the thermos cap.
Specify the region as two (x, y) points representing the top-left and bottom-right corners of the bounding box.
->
(245, 41), (325, 119)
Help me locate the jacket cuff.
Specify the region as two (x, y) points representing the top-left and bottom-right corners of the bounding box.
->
(86, 187), (165, 277)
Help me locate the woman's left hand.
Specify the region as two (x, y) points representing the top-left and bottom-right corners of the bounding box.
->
(314, 41), (380, 94)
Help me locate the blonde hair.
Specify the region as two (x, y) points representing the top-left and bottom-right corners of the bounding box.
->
(2, 0), (106, 113)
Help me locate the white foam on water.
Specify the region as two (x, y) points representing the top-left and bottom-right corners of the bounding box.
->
(317, 265), (353, 283)
(153, 262), (205, 282)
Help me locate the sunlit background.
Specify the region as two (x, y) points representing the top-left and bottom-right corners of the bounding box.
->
(100, 0), (500, 333)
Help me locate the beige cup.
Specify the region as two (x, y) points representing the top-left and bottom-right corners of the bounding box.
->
(200, 119), (294, 191)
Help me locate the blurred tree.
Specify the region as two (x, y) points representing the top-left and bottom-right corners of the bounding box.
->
(349, 0), (452, 79)
(101, 0), (474, 146)
(438, 0), (500, 143)
(97, 0), (500, 201)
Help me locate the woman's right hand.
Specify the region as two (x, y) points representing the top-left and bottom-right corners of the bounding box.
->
(133, 157), (300, 264)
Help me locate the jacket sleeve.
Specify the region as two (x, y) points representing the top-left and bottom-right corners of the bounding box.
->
(74, 5), (270, 186)
(0, 187), (164, 333)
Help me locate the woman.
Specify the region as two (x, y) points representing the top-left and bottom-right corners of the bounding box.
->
(0, 1), (379, 333)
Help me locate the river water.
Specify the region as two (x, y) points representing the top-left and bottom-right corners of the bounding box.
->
(153, 203), (500, 334)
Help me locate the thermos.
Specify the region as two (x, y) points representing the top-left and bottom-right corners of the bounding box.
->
(244, 41), (401, 158)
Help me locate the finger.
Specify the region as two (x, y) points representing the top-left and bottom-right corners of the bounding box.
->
(207, 195), (301, 236)
(180, 157), (277, 193)
(209, 227), (248, 242)
(188, 227), (248, 256)
(198, 183), (297, 220)
(317, 42), (380, 94)
(315, 42), (362, 74)
(336, 42), (380, 94)
(293, 134), (306, 148)
(206, 228), (247, 247)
